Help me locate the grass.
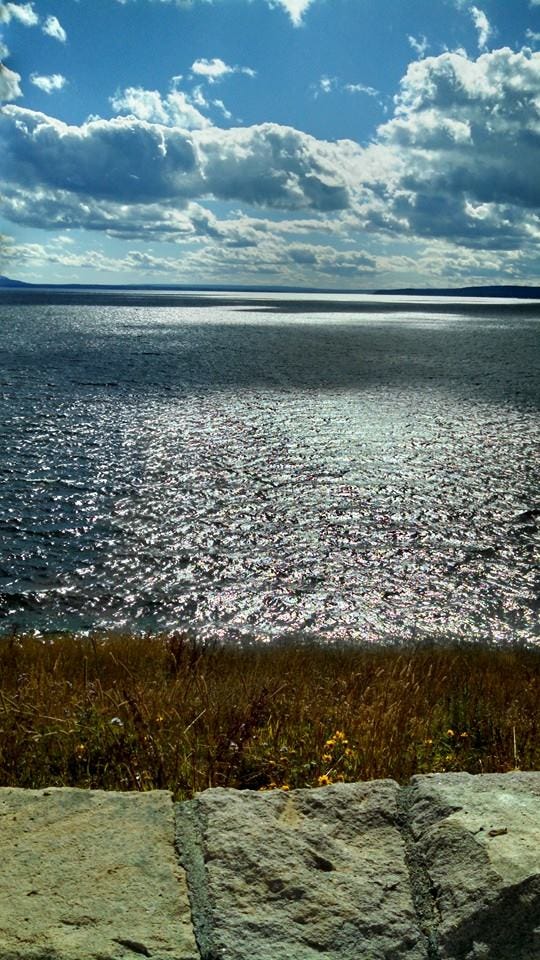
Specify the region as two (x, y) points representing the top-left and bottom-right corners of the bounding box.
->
(0, 633), (538, 800)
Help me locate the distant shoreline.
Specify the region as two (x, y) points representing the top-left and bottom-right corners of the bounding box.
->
(2, 287), (540, 313)
(1, 274), (540, 299)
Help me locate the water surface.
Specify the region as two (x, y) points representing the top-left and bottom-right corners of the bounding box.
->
(1, 291), (538, 644)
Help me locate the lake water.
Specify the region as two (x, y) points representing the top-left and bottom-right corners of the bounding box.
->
(0, 289), (538, 645)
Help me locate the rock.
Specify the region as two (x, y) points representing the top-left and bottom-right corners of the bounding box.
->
(175, 779), (427, 960)
(407, 772), (540, 960)
(0, 787), (199, 960)
(1, 774), (538, 959)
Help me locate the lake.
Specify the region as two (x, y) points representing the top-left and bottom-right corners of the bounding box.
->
(0, 289), (538, 645)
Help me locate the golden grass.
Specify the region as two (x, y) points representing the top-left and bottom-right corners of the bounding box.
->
(0, 634), (538, 800)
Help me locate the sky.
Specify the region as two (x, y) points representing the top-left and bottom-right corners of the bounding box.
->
(0, 0), (539, 288)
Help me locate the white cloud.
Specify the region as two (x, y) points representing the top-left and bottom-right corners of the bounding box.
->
(408, 35), (428, 59)
(470, 6), (492, 51)
(30, 72), (67, 93)
(112, 0), (318, 26)
(270, 0), (316, 26)
(111, 86), (211, 128)
(1, 43), (540, 279)
(212, 98), (232, 119)
(317, 75), (337, 95)
(1, 2), (38, 26)
(370, 46), (540, 246)
(316, 75), (380, 100)
(525, 29), (540, 43)
(0, 62), (21, 101)
(190, 57), (256, 83)
(42, 14), (67, 43)
(345, 82), (380, 98)
(0, 107), (352, 210)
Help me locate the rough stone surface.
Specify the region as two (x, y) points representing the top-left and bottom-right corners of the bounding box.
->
(1, 774), (538, 960)
(175, 779), (427, 960)
(408, 772), (540, 960)
(0, 787), (199, 960)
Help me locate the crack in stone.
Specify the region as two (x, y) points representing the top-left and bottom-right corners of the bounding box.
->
(174, 799), (211, 960)
(396, 784), (441, 960)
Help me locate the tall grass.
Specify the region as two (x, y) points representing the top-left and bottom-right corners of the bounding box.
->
(0, 634), (538, 800)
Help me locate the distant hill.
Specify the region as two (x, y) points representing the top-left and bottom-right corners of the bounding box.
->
(373, 285), (540, 299)
(0, 275), (33, 288)
(0, 275), (539, 298)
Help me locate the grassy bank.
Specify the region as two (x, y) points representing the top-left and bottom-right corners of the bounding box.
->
(0, 634), (538, 800)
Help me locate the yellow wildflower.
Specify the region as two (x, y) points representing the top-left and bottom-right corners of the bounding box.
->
(317, 774), (332, 787)
(447, 729), (455, 737)
(322, 753), (332, 762)
(325, 738), (336, 748)
(460, 731), (469, 738)
(281, 784), (290, 791)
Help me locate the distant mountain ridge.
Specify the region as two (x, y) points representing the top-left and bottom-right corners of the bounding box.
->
(1, 275), (539, 298)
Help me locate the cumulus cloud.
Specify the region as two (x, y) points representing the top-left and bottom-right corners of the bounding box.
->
(30, 72), (67, 93)
(111, 86), (211, 128)
(1, 42), (539, 276)
(0, 178), (345, 248)
(42, 14), (66, 42)
(0, 107), (353, 210)
(0, 109), (198, 202)
(0, 2), (38, 26)
(1, 3), (67, 44)
(371, 46), (540, 246)
(0, 227), (378, 285)
(191, 57), (256, 83)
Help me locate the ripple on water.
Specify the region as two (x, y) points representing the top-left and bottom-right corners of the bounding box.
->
(0, 300), (538, 644)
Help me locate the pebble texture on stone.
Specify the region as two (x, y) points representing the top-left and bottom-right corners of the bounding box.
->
(0, 788), (199, 960)
(0, 773), (538, 960)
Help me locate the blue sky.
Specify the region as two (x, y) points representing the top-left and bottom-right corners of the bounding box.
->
(1, 0), (539, 287)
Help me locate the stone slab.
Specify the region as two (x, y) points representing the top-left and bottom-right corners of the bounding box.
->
(175, 779), (427, 960)
(0, 788), (199, 960)
(408, 772), (540, 960)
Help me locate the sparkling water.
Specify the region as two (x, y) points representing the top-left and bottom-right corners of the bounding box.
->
(1, 290), (538, 645)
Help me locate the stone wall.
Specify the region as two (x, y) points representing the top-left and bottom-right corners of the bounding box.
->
(0, 772), (538, 959)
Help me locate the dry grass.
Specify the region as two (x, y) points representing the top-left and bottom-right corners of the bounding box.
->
(0, 633), (538, 800)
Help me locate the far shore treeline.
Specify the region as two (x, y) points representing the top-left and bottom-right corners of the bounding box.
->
(2, 275), (540, 298)
(0, 634), (538, 800)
